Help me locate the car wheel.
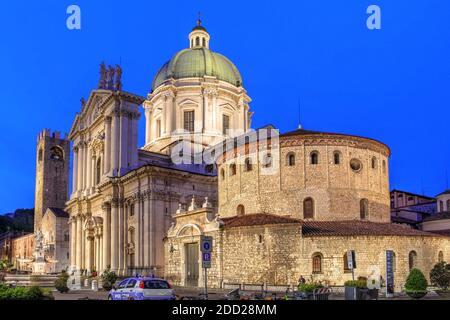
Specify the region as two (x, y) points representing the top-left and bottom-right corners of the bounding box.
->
(108, 295), (113, 300)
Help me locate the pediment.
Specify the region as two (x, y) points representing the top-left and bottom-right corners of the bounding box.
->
(178, 98), (199, 106)
(69, 90), (113, 138)
(220, 103), (236, 112)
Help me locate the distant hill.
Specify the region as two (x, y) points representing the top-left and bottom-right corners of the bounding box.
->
(0, 209), (34, 233)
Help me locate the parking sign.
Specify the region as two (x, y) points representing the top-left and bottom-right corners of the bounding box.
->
(202, 252), (211, 268)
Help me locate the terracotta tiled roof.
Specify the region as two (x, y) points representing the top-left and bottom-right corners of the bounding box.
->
(301, 220), (443, 237)
(221, 214), (301, 228)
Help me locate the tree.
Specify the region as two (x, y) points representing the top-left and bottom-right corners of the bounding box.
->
(405, 268), (428, 299)
(430, 261), (450, 291)
(101, 269), (117, 291)
(54, 271), (70, 293)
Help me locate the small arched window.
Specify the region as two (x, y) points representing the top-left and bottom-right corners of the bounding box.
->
(447, 200), (450, 212)
(382, 160), (386, 174)
(303, 198), (315, 219)
(221, 168), (225, 180)
(195, 37), (200, 46)
(244, 158), (253, 172)
(371, 157), (377, 169)
(310, 151), (319, 165)
(312, 253), (322, 274)
(96, 158), (101, 185)
(333, 151), (341, 165)
(438, 251), (444, 263)
(440, 201), (444, 213)
(130, 203), (135, 217)
(38, 149), (43, 162)
(237, 205), (245, 216)
(202, 38), (206, 47)
(286, 153), (295, 166)
(360, 199), (369, 220)
(409, 250), (417, 271)
(230, 164), (237, 176)
(64, 231), (69, 242)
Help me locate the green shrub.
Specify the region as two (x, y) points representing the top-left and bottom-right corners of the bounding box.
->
(344, 280), (367, 289)
(101, 269), (117, 290)
(0, 285), (47, 300)
(405, 268), (428, 293)
(55, 271), (70, 293)
(298, 283), (323, 293)
(430, 262), (450, 291)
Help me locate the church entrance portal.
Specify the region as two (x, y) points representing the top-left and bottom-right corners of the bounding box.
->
(185, 243), (199, 287)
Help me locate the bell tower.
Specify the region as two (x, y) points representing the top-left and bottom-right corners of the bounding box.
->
(34, 129), (70, 231)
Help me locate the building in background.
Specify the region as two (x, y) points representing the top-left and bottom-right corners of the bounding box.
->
(390, 190), (437, 227)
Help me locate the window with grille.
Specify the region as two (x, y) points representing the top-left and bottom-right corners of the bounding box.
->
(223, 115), (230, 135)
(184, 111), (195, 133)
(312, 253), (322, 273)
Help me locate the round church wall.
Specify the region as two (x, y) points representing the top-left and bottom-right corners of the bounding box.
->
(217, 130), (391, 222)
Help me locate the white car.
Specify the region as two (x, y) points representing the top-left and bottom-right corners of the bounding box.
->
(108, 277), (176, 300)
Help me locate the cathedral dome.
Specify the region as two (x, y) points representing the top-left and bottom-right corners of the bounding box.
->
(151, 21), (243, 91)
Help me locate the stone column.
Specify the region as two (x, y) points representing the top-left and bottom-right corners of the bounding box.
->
(118, 203), (125, 275)
(131, 114), (139, 169)
(111, 112), (120, 176)
(145, 109), (152, 145)
(70, 217), (77, 267)
(110, 201), (119, 273)
(86, 147), (92, 194)
(77, 144), (84, 193)
(202, 91), (208, 133)
(75, 215), (82, 270)
(135, 198), (141, 268)
(212, 93), (218, 133)
(102, 203), (111, 271)
(86, 235), (93, 272)
(72, 148), (79, 196)
(81, 218), (85, 269)
(143, 193), (150, 267)
(82, 143), (87, 190)
(104, 117), (112, 175)
(99, 235), (103, 272)
(119, 112), (129, 175)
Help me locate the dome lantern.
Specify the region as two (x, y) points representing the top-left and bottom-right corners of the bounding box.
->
(189, 18), (210, 49)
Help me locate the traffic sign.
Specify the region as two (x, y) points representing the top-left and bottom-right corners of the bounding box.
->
(200, 236), (213, 253)
(202, 252), (211, 268)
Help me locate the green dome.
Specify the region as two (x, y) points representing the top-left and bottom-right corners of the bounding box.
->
(152, 47), (243, 91)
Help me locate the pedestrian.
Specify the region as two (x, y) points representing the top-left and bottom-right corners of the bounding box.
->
(298, 275), (306, 285)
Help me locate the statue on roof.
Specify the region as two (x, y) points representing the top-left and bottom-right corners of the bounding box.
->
(98, 62), (107, 89)
(114, 64), (122, 91)
(106, 65), (115, 90)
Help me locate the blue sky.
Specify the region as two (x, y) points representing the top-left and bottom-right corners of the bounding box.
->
(0, 1), (449, 213)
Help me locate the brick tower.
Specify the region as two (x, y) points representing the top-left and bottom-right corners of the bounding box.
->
(34, 129), (70, 231)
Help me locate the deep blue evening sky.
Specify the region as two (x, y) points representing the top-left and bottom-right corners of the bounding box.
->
(0, 1), (449, 213)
